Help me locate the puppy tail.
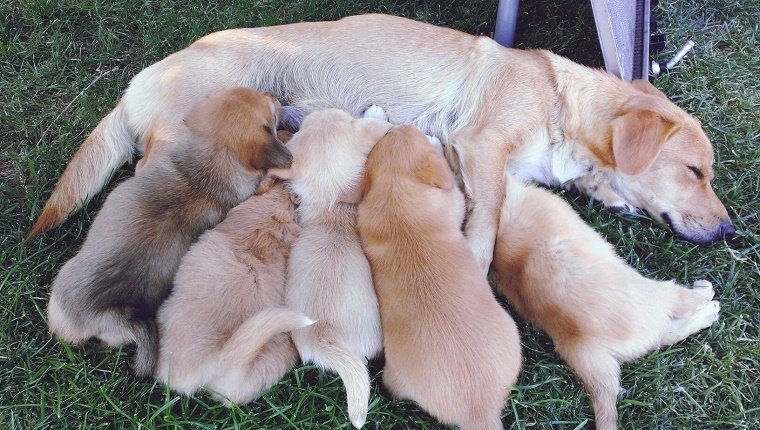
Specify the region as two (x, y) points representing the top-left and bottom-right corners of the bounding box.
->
(220, 307), (315, 368)
(131, 318), (159, 377)
(309, 340), (371, 429)
(25, 102), (135, 242)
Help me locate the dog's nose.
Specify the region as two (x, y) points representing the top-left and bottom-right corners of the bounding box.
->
(718, 220), (736, 238)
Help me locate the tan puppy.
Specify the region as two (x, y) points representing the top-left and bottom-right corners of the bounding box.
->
(47, 88), (291, 376)
(271, 107), (392, 429)
(154, 181), (310, 404)
(29, 15), (734, 272)
(492, 175), (721, 430)
(358, 124), (521, 430)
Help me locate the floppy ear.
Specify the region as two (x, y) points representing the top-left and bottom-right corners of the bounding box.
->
(251, 140), (293, 170)
(611, 98), (682, 176)
(415, 152), (454, 190)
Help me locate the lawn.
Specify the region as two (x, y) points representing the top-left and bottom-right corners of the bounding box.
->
(1, 0), (758, 428)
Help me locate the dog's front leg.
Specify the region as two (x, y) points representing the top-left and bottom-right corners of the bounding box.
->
(451, 127), (510, 276)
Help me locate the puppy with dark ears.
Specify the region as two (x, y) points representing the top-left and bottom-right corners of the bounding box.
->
(357, 125), (521, 430)
(47, 87), (291, 376)
(155, 180), (311, 405)
(492, 174), (720, 430)
(271, 107), (392, 429)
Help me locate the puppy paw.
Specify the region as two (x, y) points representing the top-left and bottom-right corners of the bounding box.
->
(692, 300), (720, 329)
(362, 105), (388, 121)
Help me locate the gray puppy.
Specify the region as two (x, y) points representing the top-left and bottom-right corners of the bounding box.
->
(47, 87), (291, 376)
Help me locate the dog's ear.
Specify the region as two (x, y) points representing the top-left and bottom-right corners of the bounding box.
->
(250, 140), (293, 171)
(611, 96), (682, 176)
(415, 151), (454, 190)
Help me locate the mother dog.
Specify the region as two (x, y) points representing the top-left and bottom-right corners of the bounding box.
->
(28, 14), (733, 271)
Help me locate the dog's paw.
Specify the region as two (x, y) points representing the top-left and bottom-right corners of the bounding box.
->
(692, 300), (720, 329)
(426, 134), (443, 150)
(692, 280), (715, 301)
(362, 105), (388, 121)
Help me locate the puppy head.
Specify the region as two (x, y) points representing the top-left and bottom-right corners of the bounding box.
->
(365, 124), (455, 192)
(184, 87), (292, 173)
(604, 80), (733, 245)
(269, 108), (392, 206)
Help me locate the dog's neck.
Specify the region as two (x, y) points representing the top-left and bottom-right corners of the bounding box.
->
(512, 52), (634, 187)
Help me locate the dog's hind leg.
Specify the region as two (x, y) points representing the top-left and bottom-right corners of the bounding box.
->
(559, 345), (621, 430)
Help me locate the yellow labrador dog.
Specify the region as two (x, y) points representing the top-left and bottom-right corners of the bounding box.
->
(28, 14), (733, 274)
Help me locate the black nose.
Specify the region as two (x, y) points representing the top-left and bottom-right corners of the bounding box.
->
(718, 220), (736, 238)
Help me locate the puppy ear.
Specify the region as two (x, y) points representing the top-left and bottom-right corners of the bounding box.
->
(611, 96), (682, 176)
(415, 152), (454, 190)
(251, 140), (293, 171)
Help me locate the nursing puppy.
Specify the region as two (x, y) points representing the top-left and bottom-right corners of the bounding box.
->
(155, 181), (309, 404)
(358, 125), (521, 430)
(47, 88), (291, 376)
(272, 107), (391, 428)
(492, 176), (721, 430)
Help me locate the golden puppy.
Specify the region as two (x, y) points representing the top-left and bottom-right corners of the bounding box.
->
(47, 88), (291, 376)
(357, 125), (521, 430)
(155, 181), (310, 404)
(270, 107), (391, 429)
(492, 175), (721, 430)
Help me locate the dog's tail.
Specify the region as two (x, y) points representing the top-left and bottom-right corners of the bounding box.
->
(220, 307), (315, 368)
(131, 318), (159, 377)
(25, 102), (135, 241)
(306, 337), (372, 429)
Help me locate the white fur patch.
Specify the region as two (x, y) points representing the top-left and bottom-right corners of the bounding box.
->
(362, 105), (388, 121)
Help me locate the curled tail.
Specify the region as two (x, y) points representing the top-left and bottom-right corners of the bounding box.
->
(26, 102), (135, 241)
(307, 339), (372, 429)
(220, 307), (315, 367)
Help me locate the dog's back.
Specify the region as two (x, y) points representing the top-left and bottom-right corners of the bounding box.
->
(359, 125), (521, 430)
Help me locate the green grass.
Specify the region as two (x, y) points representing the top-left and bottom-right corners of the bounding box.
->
(1, 0), (758, 428)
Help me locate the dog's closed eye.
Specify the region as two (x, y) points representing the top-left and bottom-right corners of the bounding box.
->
(687, 165), (704, 180)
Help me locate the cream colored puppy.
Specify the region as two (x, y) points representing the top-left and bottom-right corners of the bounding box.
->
(492, 175), (721, 430)
(271, 107), (392, 429)
(155, 181), (311, 405)
(358, 125), (521, 430)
